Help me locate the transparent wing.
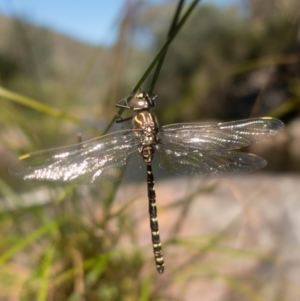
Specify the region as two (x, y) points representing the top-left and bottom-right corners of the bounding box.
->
(157, 147), (266, 178)
(158, 117), (283, 150)
(155, 117), (283, 177)
(10, 129), (141, 184)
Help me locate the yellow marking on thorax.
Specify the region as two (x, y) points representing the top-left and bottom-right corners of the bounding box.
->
(134, 115), (143, 125)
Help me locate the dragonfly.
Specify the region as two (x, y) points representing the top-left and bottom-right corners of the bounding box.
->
(10, 92), (284, 274)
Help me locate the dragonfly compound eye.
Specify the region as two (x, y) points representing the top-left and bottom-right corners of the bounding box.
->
(130, 92), (154, 110)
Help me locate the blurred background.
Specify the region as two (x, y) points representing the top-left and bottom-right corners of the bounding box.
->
(0, 0), (300, 300)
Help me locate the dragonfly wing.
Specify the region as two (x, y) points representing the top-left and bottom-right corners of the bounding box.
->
(159, 117), (283, 150)
(10, 129), (141, 184)
(156, 145), (266, 178)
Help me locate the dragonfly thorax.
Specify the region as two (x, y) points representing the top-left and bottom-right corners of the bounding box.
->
(133, 111), (159, 140)
(133, 110), (159, 164)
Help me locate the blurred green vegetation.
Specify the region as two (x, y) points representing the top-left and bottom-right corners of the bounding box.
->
(0, 0), (299, 300)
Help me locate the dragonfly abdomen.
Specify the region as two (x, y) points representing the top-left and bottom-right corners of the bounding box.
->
(147, 164), (164, 274)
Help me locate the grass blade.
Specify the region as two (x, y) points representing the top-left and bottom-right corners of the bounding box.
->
(0, 86), (97, 132)
(0, 220), (61, 265)
(149, 0), (186, 94)
(104, 0), (200, 134)
(37, 246), (55, 301)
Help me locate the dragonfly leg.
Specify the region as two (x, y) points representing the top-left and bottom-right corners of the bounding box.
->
(115, 114), (133, 123)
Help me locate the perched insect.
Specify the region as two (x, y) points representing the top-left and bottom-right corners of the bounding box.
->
(10, 92), (284, 274)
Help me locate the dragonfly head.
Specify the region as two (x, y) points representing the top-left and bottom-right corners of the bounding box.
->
(130, 92), (157, 111)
